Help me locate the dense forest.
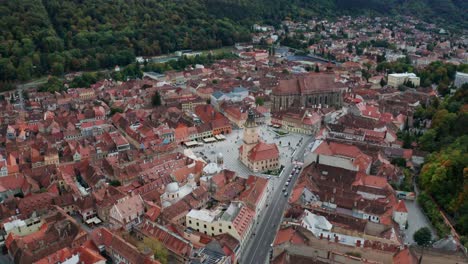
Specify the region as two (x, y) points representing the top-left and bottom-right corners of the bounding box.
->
(415, 82), (468, 246)
(0, 0), (466, 85)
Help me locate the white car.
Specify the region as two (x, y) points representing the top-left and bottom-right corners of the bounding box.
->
(285, 182), (289, 186)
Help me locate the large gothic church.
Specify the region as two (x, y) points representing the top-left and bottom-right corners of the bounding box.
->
(271, 68), (347, 111)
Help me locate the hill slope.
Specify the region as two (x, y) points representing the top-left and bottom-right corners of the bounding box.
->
(0, 0), (466, 83)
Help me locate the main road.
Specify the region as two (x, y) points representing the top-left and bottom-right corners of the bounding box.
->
(240, 137), (314, 264)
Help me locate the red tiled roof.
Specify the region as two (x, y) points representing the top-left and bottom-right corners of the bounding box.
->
(145, 203), (162, 222)
(353, 173), (388, 189)
(395, 200), (408, 213)
(273, 227), (306, 246)
(314, 141), (371, 172)
(240, 176), (268, 210)
(91, 228), (159, 264)
(232, 205), (254, 238)
(34, 247), (73, 264)
(138, 221), (192, 258)
(393, 248), (417, 264)
(273, 72), (343, 96)
(248, 142), (279, 161)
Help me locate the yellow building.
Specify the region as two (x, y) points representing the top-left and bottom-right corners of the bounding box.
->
(186, 202), (255, 257)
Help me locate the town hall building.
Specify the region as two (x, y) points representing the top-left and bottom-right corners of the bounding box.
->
(239, 109), (280, 173)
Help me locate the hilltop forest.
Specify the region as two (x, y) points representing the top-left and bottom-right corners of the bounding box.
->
(0, 0), (467, 84)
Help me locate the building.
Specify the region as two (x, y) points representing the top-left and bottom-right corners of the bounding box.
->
(239, 110), (280, 173)
(392, 200), (408, 230)
(454, 71), (468, 88)
(5, 208), (88, 264)
(271, 109), (321, 135)
(160, 175), (197, 208)
(186, 201), (254, 257)
(305, 140), (372, 174)
(91, 228), (159, 264)
(271, 70), (346, 111)
(211, 87), (249, 110)
(109, 194), (145, 231)
(387, 73), (420, 88)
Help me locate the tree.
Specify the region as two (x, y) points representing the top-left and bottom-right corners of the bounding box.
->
(152, 91), (162, 106)
(380, 77), (386, 87)
(109, 180), (121, 187)
(414, 227), (432, 247)
(413, 227), (432, 264)
(39, 76), (64, 93)
(255, 97), (264, 106)
(138, 237), (168, 264)
(110, 107), (123, 116)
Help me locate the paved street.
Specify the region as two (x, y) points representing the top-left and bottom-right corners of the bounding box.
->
(189, 125), (312, 263)
(240, 136), (314, 264)
(403, 200), (437, 244)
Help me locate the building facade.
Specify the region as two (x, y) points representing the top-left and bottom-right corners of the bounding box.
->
(387, 72), (420, 88)
(239, 110), (280, 173)
(271, 71), (346, 111)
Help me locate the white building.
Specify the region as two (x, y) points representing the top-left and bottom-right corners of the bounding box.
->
(387, 72), (420, 88)
(210, 87), (249, 110)
(454, 71), (468, 88)
(160, 174), (197, 208)
(301, 210), (368, 247)
(392, 200), (408, 230)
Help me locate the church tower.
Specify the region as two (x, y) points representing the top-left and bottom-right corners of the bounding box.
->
(240, 109), (259, 166)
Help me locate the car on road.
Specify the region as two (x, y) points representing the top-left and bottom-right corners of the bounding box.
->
(285, 182), (289, 186)
(284, 192), (288, 197)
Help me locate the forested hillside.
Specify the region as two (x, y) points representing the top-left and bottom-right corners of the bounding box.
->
(416, 84), (468, 246)
(0, 0), (466, 84)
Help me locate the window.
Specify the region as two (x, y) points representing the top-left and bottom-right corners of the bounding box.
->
(189, 220), (192, 224)
(219, 229), (222, 233)
(228, 225), (232, 229)
(211, 227), (214, 231)
(196, 223), (199, 226)
(204, 224), (207, 228)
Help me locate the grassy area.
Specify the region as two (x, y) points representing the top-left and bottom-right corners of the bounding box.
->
(200, 46), (234, 56)
(272, 129), (289, 136)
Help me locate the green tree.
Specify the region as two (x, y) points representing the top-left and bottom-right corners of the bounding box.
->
(39, 76), (64, 93)
(413, 227), (432, 264)
(109, 180), (121, 186)
(51, 62), (64, 76)
(138, 237), (168, 264)
(255, 97), (264, 106)
(152, 91), (162, 106)
(380, 77), (386, 87)
(413, 227), (432, 247)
